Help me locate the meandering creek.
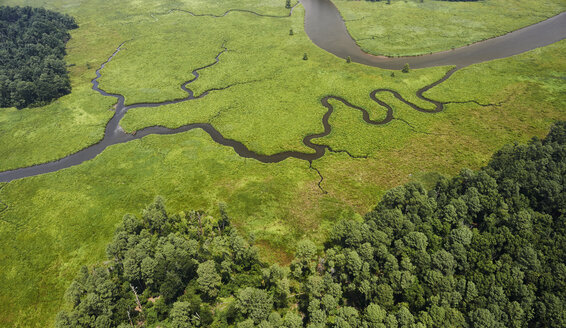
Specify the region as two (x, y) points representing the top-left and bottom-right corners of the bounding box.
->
(0, 1), (564, 182)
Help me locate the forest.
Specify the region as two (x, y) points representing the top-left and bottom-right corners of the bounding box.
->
(0, 6), (77, 108)
(55, 121), (566, 327)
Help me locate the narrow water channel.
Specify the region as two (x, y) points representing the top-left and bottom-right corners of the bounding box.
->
(0, 2), (564, 182)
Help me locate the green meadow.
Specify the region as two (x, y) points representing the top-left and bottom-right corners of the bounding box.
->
(0, 0), (565, 326)
(333, 0), (566, 56)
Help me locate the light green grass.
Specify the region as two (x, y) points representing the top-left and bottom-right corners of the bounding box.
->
(311, 40), (566, 217)
(116, 7), (447, 155)
(0, 0), (293, 171)
(313, 41), (566, 163)
(333, 0), (566, 56)
(0, 130), (345, 327)
(0, 85), (114, 171)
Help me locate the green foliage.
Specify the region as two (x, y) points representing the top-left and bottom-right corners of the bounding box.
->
(291, 239), (318, 279)
(236, 287), (273, 323)
(296, 121), (566, 327)
(0, 6), (77, 108)
(303, 52), (308, 60)
(402, 63), (410, 73)
(197, 260), (221, 300)
(56, 197), (265, 327)
(55, 267), (124, 327)
(56, 122), (566, 327)
(170, 301), (194, 328)
(282, 312), (303, 328)
(263, 264), (291, 308)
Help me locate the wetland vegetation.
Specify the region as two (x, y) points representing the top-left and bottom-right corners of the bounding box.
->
(333, 0), (566, 56)
(0, 0), (564, 326)
(57, 122), (566, 327)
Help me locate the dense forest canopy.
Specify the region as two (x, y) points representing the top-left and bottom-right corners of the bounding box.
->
(57, 122), (566, 327)
(0, 6), (77, 109)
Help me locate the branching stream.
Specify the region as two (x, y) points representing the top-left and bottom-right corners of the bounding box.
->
(0, 2), (564, 183)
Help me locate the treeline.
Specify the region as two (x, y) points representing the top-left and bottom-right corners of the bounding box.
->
(0, 6), (77, 109)
(56, 200), (299, 327)
(57, 121), (566, 327)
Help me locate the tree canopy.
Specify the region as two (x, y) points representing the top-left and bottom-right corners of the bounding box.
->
(57, 121), (566, 327)
(305, 121), (566, 327)
(0, 6), (77, 109)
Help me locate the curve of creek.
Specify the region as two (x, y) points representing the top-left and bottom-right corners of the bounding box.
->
(1, 2), (565, 183)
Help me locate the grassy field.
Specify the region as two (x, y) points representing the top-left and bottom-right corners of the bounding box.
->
(333, 0), (566, 56)
(0, 0), (565, 326)
(0, 0), (293, 171)
(0, 131), (325, 327)
(116, 7), (447, 155)
(313, 40), (566, 213)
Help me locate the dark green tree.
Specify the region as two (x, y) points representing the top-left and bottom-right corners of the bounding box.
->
(236, 287), (273, 323)
(197, 260), (221, 299)
(0, 6), (77, 108)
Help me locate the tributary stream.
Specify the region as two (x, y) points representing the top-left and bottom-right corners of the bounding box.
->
(0, 1), (565, 182)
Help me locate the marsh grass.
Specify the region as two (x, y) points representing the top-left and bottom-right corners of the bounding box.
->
(0, 0), (293, 172)
(117, 7), (448, 155)
(334, 0), (566, 56)
(0, 130), (325, 327)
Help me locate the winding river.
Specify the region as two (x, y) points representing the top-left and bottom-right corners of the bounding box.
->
(302, 0), (566, 69)
(0, 0), (565, 183)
